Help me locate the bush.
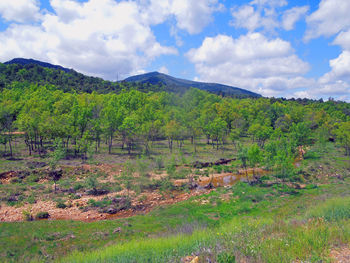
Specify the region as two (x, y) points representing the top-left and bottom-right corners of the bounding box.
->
(35, 211), (50, 219)
(155, 156), (164, 169)
(56, 201), (67, 209)
(22, 210), (33, 221)
(213, 165), (223, 174)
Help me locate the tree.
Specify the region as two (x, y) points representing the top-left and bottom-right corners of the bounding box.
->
(247, 144), (262, 177)
(208, 117), (227, 150)
(0, 101), (16, 156)
(335, 122), (350, 156)
(237, 144), (248, 176)
(101, 95), (122, 154)
(290, 122), (312, 155)
(49, 139), (65, 192)
(164, 120), (180, 152)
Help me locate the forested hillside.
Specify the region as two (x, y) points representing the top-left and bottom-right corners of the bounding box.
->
(124, 71), (261, 97)
(0, 59), (260, 97)
(0, 61), (151, 94)
(1, 83), (349, 160)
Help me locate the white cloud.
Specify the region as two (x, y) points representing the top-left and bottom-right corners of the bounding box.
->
(333, 30), (350, 50)
(231, 1), (308, 33)
(187, 33), (310, 97)
(0, 0), (178, 80)
(291, 51), (350, 101)
(305, 0), (350, 41)
(282, 6), (309, 31)
(170, 0), (223, 34)
(230, 0), (294, 33)
(158, 66), (169, 74)
(0, 0), (223, 79)
(0, 0), (41, 23)
(320, 51), (350, 84)
(140, 0), (223, 35)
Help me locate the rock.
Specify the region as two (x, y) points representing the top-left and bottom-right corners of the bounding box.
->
(113, 227), (122, 234)
(105, 207), (117, 214)
(296, 184), (306, 189)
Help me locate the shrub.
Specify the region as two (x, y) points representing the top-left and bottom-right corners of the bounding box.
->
(56, 201), (67, 209)
(35, 211), (50, 219)
(155, 156), (164, 169)
(213, 165), (223, 174)
(22, 210), (33, 221)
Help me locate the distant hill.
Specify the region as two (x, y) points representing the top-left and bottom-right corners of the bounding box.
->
(124, 71), (261, 98)
(1, 58), (261, 97)
(0, 58), (130, 93)
(4, 58), (72, 73)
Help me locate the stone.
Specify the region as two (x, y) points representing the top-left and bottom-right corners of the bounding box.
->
(113, 227), (122, 234)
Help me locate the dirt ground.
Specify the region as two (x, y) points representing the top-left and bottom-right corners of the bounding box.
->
(330, 246), (350, 263)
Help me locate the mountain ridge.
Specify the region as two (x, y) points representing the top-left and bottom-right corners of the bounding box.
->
(2, 58), (261, 97)
(4, 58), (72, 73)
(124, 71), (261, 98)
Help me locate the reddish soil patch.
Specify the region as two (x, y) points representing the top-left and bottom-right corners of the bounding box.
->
(0, 188), (211, 222)
(330, 245), (350, 263)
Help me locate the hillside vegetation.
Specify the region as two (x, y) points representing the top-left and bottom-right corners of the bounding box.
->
(124, 71), (261, 97)
(0, 82), (350, 262)
(0, 59), (260, 97)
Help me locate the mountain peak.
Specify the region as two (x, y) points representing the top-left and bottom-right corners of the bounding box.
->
(4, 58), (72, 73)
(124, 71), (261, 98)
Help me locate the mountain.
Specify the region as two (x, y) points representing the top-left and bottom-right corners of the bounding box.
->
(1, 58), (261, 97)
(124, 71), (261, 98)
(4, 58), (72, 73)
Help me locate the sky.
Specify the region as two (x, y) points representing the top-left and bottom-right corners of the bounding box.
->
(0, 0), (350, 101)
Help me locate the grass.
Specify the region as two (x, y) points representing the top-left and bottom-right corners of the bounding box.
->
(60, 183), (350, 263)
(1, 140), (350, 262)
(307, 197), (350, 222)
(1, 179), (349, 263)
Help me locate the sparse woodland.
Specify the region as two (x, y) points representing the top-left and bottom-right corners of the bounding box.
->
(1, 68), (350, 263)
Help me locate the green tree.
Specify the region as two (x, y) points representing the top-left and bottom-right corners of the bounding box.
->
(247, 143), (262, 177)
(335, 122), (350, 156)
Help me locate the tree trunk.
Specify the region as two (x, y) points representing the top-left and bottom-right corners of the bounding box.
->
(8, 136), (12, 157)
(108, 135), (113, 154)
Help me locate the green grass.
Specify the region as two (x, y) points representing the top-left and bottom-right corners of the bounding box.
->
(1, 141), (350, 262)
(307, 197), (350, 222)
(61, 183), (350, 263)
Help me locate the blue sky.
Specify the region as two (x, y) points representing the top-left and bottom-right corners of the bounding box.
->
(0, 0), (350, 101)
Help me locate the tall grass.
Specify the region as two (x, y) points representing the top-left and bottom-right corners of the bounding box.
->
(61, 198), (350, 263)
(307, 196), (350, 221)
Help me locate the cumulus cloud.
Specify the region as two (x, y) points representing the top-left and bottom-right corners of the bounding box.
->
(140, 0), (223, 34)
(158, 66), (169, 74)
(0, 0), (180, 79)
(305, 0), (350, 41)
(187, 33), (310, 97)
(0, 0), (223, 79)
(333, 30), (350, 50)
(231, 0), (307, 33)
(0, 0), (41, 23)
(282, 6), (309, 31)
(300, 0), (350, 101)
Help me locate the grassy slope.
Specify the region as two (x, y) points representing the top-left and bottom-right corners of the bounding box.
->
(61, 182), (350, 263)
(0, 142), (350, 263)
